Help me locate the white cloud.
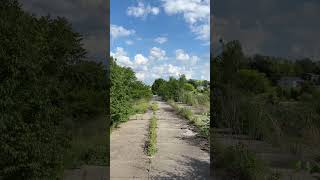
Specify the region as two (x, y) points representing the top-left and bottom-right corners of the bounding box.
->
(190, 55), (199, 65)
(111, 24), (135, 39)
(191, 23), (210, 41)
(175, 49), (200, 65)
(151, 64), (193, 79)
(110, 47), (133, 67)
(161, 0), (210, 42)
(127, 2), (160, 18)
(136, 72), (146, 81)
(134, 54), (149, 65)
(125, 40), (134, 45)
(175, 49), (190, 61)
(154, 37), (168, 44)
(149, 47), (166, 60)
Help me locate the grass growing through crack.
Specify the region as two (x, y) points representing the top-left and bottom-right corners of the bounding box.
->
(150, 102), (159, 112)
(147, 104), (158, 157)
(147, 115), (157, 156)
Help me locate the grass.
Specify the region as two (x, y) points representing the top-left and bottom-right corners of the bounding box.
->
(177, 107), (193, 120)
(147, 115), (157, 156)
(150, 102), (159, 112)
(111, 98), (150, 132)
(132, 99), (149, 114)
(181, 91), (210, 108)
(168, 99), (209, 138)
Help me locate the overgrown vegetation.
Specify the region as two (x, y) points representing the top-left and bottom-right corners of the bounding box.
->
(212, 40), (320, 143)
(150, 102), (159, 112)
(110, 56), (152, 128)
(168, 100), (209, 138)
(152, 76), (210, 138)
(152, 75), (209, 107)
(147, 114), (158, 156)
(212, 39), (320, 177)
(132, 99), (150, 114)
(0, 1), (108, 179)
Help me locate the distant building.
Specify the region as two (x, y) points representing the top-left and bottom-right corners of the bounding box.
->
(277, 77), (304, 88)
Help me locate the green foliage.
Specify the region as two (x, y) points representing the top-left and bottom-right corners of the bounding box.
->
(183, 83), (196, 92)
(169, 101), (209, 138)
(132, 99), (149, 114)
(110, 57), (152, 127)
(151, 78), (166, 95)
(178, 107), (193, 121)
(147, 116), (157, 156)
(0, 1), (108, 179)
(152, 75), (209, 108)
(236, 69), (271, 94)
(213, 40), (320, 179)
(150, 102), (159, 112)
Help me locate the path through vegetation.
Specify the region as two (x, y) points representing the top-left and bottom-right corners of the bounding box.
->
(150, 98), (210, 179)
(110, 96), (210, 179)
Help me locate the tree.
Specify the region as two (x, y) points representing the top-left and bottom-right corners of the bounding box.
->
(0, 1), (107, 178)
(236, 69), (271, 94)
(183, 83), (196, 92)
(220, 40), (244, 84)
(295, 58), (315, 75)
(151, 78), (166, 95)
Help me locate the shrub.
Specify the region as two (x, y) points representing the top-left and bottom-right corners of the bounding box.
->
(110, 57), (152, 126)
(236, 69), (271, 94)
(132, 99), (149, 114)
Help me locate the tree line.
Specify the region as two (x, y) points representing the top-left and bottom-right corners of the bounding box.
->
(152, 75), (210, 107)
(212, 40), (320, 145)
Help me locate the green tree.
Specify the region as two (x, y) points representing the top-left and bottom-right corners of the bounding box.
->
(0, 1), (108, 178)
(236, 69), (271, 94)
(151, 78), (166, 95)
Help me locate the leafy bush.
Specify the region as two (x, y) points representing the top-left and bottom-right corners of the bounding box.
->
(110, 57), (152, 127)
(183, 83), (196, 92)
(132, 99), (149, 114)
(236, 69), (271, 94)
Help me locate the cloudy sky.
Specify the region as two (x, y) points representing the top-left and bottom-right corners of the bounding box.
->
(111, 0), (210, 85)
(20, 0), (107, 62)
(212, 0), (320, 59)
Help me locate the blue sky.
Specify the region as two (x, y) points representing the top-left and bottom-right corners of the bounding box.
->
(111, 0), (210, 85)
